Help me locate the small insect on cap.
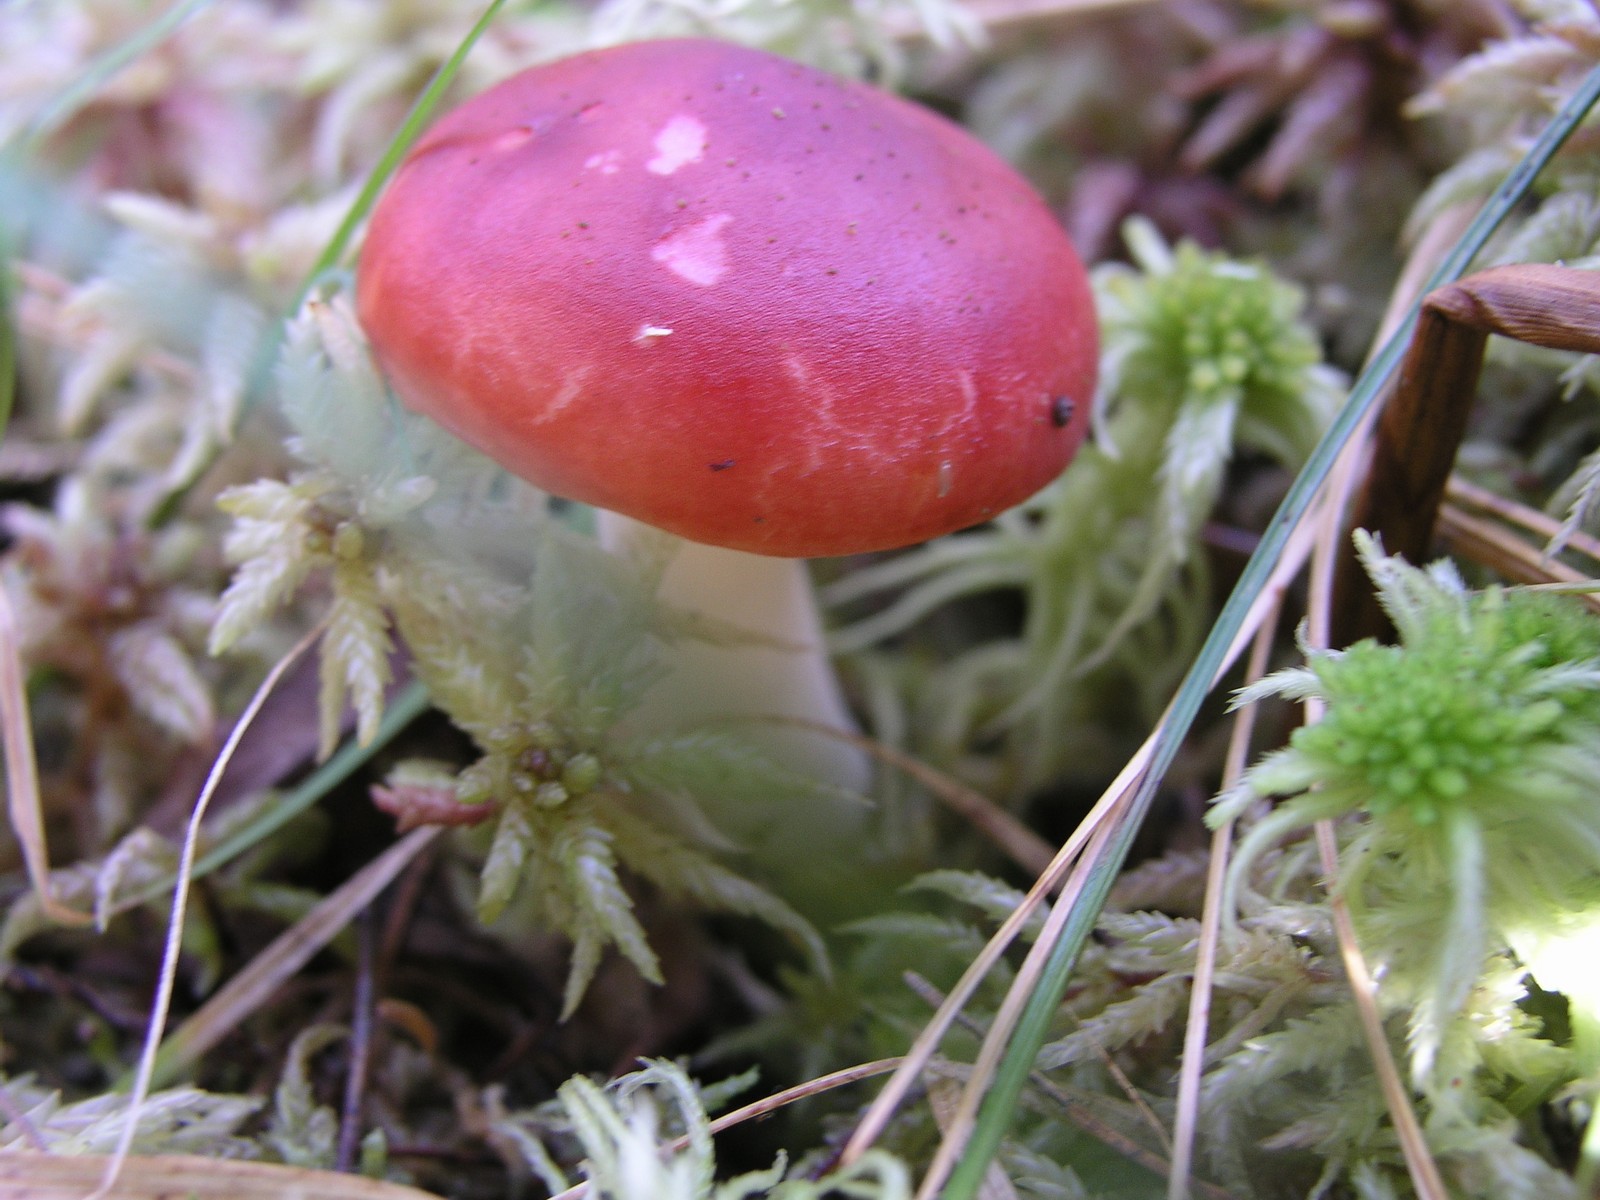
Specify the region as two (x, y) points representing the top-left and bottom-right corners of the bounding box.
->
(357, 38), (1098, 557)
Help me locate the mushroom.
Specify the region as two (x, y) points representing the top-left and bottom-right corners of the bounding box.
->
(356, 38), (1097, 838)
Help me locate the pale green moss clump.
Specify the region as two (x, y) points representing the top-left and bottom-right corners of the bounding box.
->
(1215, 533), (1600, 1095)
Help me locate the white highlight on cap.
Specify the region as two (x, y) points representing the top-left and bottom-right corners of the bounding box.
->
(652, 213), (732, 286)
(647, 114), (708, 176)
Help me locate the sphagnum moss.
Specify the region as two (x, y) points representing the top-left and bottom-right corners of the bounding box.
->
(1215, 533), (1600, 1094)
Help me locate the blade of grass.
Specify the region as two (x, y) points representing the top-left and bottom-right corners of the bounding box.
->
(840, 728), (1157, 1167)
(17, 0), (217, 155)
(902, 447), (1321, 1195)
(900, 973), (1240, 1200)
(847, 507), (1320, 1180)
(146, 0), (512, 531)
(937, 59), (1600, 1200)
(124, 8), (484, 862)
(289, 0), (513, 309)
(916, 818), (1120, 1199)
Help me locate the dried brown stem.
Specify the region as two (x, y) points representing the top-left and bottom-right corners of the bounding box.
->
(1169, 603), (1282, 1200)
(0, 1153), (443, 1200)
(336, 908), (378, 1174)
(0, 585), (91, 927)
(1436, 505), (1600, 608)
(1447, 474), (1600, 568)
(1337, 264), (1600, 643)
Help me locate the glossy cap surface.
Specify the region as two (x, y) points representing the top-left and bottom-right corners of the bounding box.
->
(358, 38), (1097, 556)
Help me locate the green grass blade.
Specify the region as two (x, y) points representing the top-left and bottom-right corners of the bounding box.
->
(152, 0), (505, 861)
(290, 0), (513, 307)
(18, 0), (217, 155)
(145, 0), (510, 531)
(168, 4), (498, 852)
(236, 0), (513, 428)
(940, 59), (1600, 1200)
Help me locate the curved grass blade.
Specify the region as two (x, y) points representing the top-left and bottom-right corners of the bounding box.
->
(16, 0), (218, 155)
(938, 59), (1600, 1200)
(153, 3), (495, 864)
(290, 0), (513, 307)
(145, 0), (512, 531)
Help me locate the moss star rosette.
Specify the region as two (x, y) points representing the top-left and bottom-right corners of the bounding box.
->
(1212, 532), (1600, 1086)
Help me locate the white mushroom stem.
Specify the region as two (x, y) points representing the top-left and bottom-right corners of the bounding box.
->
(596, 510), (871, 843)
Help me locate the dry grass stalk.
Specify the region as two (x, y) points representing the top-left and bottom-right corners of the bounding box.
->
(1441, 475), (1600, 604)
(0, 585), (91, 926)
(898, 972), (1238, 1198)
(1447, 474), (1600, 563)
(1312, 823), (1450, 1200)
(1313, 465), (1445, 1198)
(928, 1077), (1020, 1200)
(0, 1152), (443, 1200)
(911, 815), (1120, 1200)
(93, 620), (327, 1200)
(839, 507), (1326, 1190)
(1437, 504), (1600, 606)
(1167, 604), (1281, 1200)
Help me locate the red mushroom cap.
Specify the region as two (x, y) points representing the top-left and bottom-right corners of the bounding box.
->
(357, 38), (1097, 557)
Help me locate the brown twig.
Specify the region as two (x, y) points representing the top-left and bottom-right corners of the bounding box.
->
(1337, 264), (1600, 643)
(154, 825), (441, 1082)
(376, 836), (439, 984)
